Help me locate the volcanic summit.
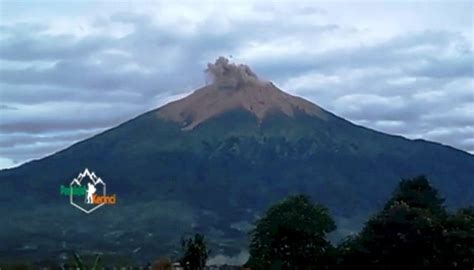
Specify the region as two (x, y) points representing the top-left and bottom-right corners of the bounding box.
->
(157, 57), (328, 130)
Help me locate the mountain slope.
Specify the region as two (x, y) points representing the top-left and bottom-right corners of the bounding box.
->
(157, 81), (328, 130)
(1, 57), (473, 263)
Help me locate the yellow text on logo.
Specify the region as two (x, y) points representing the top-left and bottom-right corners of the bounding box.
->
(92, 194), (116, 204)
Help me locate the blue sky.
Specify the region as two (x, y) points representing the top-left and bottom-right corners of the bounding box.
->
(0, 0), (473, 169)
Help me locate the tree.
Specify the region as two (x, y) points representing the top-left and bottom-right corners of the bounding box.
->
(246, 195), (336, 270)
(336, 235), (371, 270)
(338, 176), (447, 270)
(383, 175), (446, 217)
(179, 233), (211, 270)
(439, 207), (474, 269)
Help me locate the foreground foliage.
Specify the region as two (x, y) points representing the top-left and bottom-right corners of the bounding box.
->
(1, 176), (472, 269)
(179, 233), (211, 270)
(72, 252), (102, 270)
(247, 176), (474, 270)
(246, 195), (336, 270)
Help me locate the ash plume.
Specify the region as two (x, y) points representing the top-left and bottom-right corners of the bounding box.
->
(206, 57), (263, 90)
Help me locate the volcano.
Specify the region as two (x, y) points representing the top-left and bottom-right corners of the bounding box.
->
(1, 57), (473, 263)
(158, 57), (328, 130)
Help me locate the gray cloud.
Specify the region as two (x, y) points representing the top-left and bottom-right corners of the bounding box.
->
(252, 31), (471, 79)
(0, 130), (99, 148)
(0, 25), (110, 61)
(0, 84), (144, 105)
(0, 129), (104, 163)
(0, 104), (18, 110)
(0, 102), (143, 134)
(410, 56), (473, 78)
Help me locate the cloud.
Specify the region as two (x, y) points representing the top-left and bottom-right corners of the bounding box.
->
(207, 250), (249, 266)
(0, 157), (15, 169)
(0, 1), (473, 168)
(0, 104), (18, 110)
(0, 27), (110, 61)
(0, 102), (144, 134)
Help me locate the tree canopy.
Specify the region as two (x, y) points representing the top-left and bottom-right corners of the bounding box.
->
(179, 233), (211, 270)
(384, 175), (446, 216)
(247, 195), (336, 270)
(338, 175), (473, 270)
(245, 176), (474, 270)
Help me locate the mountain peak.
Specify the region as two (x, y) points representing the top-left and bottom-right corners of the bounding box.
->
(157, 57), (328, 130)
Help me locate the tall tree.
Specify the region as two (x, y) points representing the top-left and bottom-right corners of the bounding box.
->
(384, 175), (446, 216)
(246, 195), (336, 270)
(179, 234), (211, 270)
(338, 176), (447, 270)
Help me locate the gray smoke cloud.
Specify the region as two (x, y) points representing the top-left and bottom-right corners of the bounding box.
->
(206, 56), (262, 90)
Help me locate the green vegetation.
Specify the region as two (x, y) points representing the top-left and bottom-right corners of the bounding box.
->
(1, 109), (473, 261)
(246, 195), (335, 269)
(338, 176), (447, 269)
(179, 233), (211, 270)
(441, 207), (474, 269)
(0, 176), (472, 269)
(246, 176), (474, 270)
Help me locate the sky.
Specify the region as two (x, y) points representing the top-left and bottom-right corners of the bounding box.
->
(0, 0), (473, 169)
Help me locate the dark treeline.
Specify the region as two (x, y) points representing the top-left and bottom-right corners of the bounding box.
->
(245, 175), (473, 270)
(1, 176), (472, 270)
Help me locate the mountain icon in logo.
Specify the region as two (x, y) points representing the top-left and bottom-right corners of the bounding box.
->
(69, 168), (107, 214)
